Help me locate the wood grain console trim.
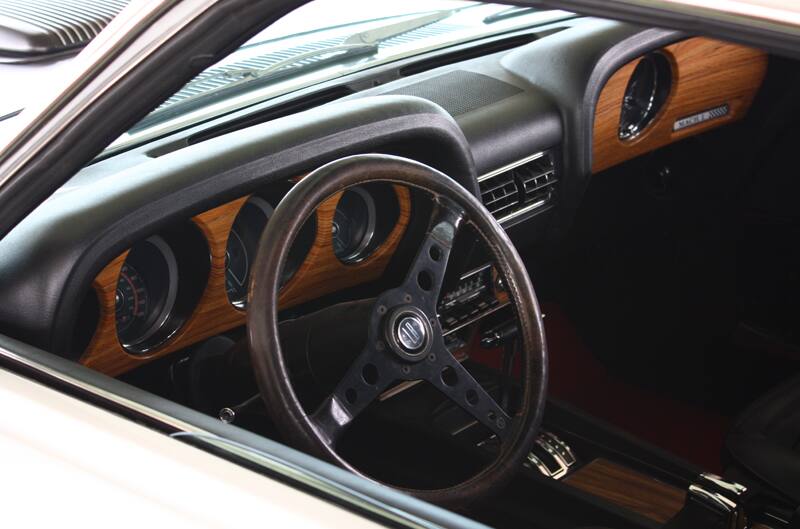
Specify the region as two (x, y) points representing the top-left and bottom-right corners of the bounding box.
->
(81, 185), (410, 376)
(592, 37), (767, 173)
(565, 458), (686, 524)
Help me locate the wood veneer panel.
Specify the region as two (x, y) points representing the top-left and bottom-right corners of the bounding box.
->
(81, 185), (410, 376)
(592, 37), (767, 173)
(278, 185), (411, 308)
(565, 458), (686, 524)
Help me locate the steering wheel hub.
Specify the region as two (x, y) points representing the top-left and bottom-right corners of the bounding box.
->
(384, 306), (432, 360)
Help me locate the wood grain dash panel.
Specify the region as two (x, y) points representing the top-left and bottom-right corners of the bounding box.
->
(279, 184), (410, 308)
(81, 185), (411, 377)
(593, 37), (767, 173)
(565, 458), (686, 524)
(80, 197), (249, 376)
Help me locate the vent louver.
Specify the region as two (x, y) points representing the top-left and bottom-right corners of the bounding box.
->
(479, 151), (556, 225)
(479, 171), (518, 220)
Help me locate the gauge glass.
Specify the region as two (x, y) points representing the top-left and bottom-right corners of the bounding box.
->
(619, 53), (672, 140)
(332, 187), (376, 263)
(226, 197), (273, 307)
(115, 263), (149, 335)
(115, 236), (178, 350)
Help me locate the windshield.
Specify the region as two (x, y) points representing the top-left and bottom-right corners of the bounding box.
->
(107, 0), (572, 154)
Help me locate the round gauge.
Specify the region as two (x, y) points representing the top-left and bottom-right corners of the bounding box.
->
(115, 236), (178, 351)
(226, 197), (274, 307)
(332, 187), (376, 263)
(226, 195), (316, 307)
(618, 52), (672, 140)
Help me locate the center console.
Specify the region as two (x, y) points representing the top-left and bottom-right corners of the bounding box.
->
(430, 263), (757, 529)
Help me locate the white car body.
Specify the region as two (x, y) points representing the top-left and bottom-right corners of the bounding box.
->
(0, 368), (378, 528)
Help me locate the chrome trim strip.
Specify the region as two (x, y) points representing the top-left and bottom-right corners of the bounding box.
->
(0, 344), (202, 432)
(170, 432), (439, 529)
(477, 152), (555, 225)
(477, 151), (546, 183)
(496, 196), (550, 225)
(0, 344), (449, 529)
(458, 262), (492, 282)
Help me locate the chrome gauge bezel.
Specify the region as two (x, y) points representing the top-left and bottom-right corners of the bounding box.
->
(618, 52), (673, 141)
(226, 196), (275, 308)
(333, 186), (377, 264)
(116, 235), (179, 353)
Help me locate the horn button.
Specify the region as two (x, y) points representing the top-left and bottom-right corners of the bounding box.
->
(384, 306), (433, 361)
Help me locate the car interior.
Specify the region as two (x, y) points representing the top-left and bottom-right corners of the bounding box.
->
(1, 3), (799, 529)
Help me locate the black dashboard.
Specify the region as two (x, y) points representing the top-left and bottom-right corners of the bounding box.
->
(0, 15), (766, 374)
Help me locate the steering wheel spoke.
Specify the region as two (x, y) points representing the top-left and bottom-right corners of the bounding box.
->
(425, 343), (512, 442)
(310, 343), (395, 447)
(401, 197), (465, 312)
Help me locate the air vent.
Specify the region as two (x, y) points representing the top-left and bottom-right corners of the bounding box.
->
(479, 170), (519, 220)
(518, 154), (557, 206)
(479, 151), (557, 225)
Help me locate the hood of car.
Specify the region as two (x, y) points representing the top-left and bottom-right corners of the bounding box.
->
(0, 0), (129, 62)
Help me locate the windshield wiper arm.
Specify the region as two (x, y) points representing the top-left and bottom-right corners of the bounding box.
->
(184, 42), (378, 91)
(135, 8), (469, 130)
(193, 8), (463, 90)
(197, 7), (463, 87)
(132, 42), (377, 131)
(483, 6), (540, 24)
(343, 8), (458, 45)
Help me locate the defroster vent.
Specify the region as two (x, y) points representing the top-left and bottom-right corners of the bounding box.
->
(479, 151), (557, 225)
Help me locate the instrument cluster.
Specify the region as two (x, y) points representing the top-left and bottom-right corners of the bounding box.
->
(110, 181), (402, 353)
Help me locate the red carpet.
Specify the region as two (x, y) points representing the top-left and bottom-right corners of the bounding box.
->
(470, 305), (728, 472)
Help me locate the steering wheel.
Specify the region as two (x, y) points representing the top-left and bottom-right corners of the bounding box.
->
(248, 154), (547, 508)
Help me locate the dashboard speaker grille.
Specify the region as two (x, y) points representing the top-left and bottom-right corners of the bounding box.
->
(386, 70), (521, 116)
